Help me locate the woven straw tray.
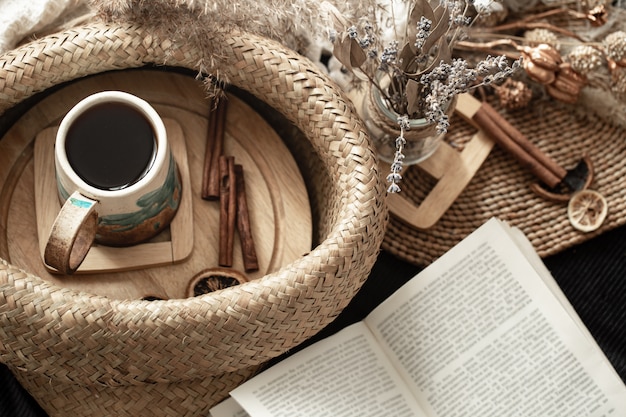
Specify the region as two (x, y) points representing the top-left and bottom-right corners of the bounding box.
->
(0, 22), (387, 417)
(0, 69), (313, 300)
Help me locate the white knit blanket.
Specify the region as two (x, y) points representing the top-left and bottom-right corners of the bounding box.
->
(0, 0), (88, 53)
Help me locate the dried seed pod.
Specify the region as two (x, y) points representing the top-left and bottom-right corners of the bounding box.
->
(545, 84), (578, 104)
(552, 77), (581, 96)
(494, 79), (533, 110)
(521, 44), (563, 85)
(524, 60), (557, 84)
(558, 63), (587, 84)
(587, 5), (608, 27)
(554, 64), (586, 93)
(546, 63), (587, 103)
(527, 44), (562, 71)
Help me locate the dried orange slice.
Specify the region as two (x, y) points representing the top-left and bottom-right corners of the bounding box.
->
(567, 189), (607, 232)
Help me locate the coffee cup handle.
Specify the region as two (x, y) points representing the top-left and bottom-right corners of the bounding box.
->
(44, 190), (99, 274)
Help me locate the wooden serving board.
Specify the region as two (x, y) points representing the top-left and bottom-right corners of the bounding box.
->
(34, 118), (194, 273)
(0, 70), (312, 300)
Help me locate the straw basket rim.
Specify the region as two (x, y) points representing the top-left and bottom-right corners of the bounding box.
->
(0, 22), (386, 387)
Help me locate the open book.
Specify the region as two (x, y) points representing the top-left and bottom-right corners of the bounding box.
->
(211, 218), (626, 417)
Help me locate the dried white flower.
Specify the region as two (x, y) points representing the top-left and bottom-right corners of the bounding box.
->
(397, 115), (411, 130)
(421, 56), (521, 133)
(387, 133), (406, 193)
(567, 45), (603, 75)
(415, 16), (432, 51)
(604, 31), (626, 63)
(524, 28), (559, 47)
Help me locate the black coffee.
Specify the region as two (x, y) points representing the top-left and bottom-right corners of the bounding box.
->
(65, 102), (156, 190)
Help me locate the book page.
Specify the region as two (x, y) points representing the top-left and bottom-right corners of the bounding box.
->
(230, 322), (427, 417)
(210, 397), (250, 417)
(505, 224), (600, 344)
(365, 218), (626, 417)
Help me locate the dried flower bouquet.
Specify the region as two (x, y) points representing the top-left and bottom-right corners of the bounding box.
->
(325, 0), (521, 192)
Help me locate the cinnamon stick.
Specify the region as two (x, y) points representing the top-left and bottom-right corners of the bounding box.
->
(202, 99), (228, 200)
(473, 106), (562, 189)
(218, 155), (237, 267)
(201, 98), (217, 199)
(235, 165), (259, 272)
(480, 102), (567, 180)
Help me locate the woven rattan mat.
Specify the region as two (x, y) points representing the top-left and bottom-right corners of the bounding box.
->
(384, 98), (626, 266)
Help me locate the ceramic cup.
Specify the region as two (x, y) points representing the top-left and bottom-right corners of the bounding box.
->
(44, 91), (182, 274)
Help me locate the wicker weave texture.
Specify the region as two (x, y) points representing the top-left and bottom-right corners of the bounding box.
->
(0, 23), (386, 416)
(384, 100), (626, 265)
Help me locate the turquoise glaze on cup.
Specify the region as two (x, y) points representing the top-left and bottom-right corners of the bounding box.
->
(56, 155), (181, 246)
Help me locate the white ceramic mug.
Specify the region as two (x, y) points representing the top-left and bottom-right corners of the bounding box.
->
(44, 91), (182, 274)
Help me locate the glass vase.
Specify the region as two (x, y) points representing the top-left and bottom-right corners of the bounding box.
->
(361, 84), (456, 165)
